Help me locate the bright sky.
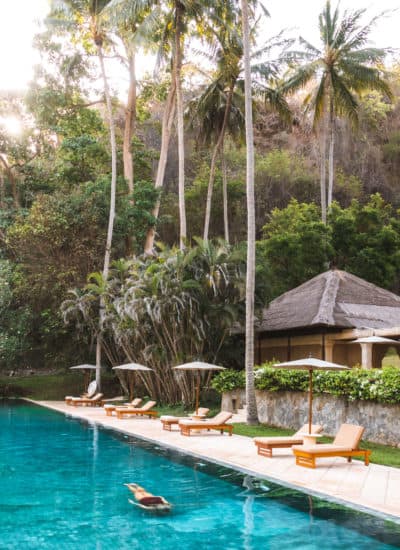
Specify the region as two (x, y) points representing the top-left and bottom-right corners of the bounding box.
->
(264, 0), (400, 52)
(0, 0), (49, 92)
(0, 0), (399, 93)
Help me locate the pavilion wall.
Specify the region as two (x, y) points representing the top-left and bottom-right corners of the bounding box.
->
(222, 389), (399, 446)
(257, 333), (394, 369)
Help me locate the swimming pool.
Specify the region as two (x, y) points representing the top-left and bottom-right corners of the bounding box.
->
(1, 400), (400, 549)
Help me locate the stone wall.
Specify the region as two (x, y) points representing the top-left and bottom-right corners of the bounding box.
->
(222, 389), (399, 446)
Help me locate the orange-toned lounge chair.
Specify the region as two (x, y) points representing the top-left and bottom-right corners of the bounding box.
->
(115, 400), (158, 419)
(160, 407), (210, 431)
(292, 423), (371, 468)
(179, 411), (233, 436)
(69, 393), (104, 407)
(104, 398), (143, 416)
(65, 380), (98, 405)
(254, 424), (323, 458)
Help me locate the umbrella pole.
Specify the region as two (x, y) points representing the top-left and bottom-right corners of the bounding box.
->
(195, 371), (200, 415)
(129, 375), (134, 402)
(308, 369), (313, 434)
(84, 371), (90, 393)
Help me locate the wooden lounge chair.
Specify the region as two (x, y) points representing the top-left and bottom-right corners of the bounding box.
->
(160, 407), (210, 431)
(65, 380), (98, 405)
(292, 423), (371, 468)
(69, 393), (104, 407)
(179, 411), (233, 436)
(104, 398), (142, 416)
(254, 424), (323, 458)
(115, 400), (158, 419)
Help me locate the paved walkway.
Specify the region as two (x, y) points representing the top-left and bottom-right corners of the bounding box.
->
(35, 401), (400, 521)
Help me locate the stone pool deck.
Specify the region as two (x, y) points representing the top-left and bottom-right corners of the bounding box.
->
(35, 401), (400, 521)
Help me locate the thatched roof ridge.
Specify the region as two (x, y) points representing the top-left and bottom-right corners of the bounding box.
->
(311, 269), (339, 325)
(259, 269), (400, 333)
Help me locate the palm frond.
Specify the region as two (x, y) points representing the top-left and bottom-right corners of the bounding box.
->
(344, 47), (388, 65)
(282, 61), (320, 94)
(339, 61), (393, 100)
(312, 72), (327, 126)
(297, 36), (321, 57)
(330, 69), (358, 127)
(258, 2), (270, 18)
(258, 86), (292, 124)
(331, 8), (367, 50)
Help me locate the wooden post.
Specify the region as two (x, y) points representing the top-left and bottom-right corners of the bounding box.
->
(129, 374), (134, 402)
(195, 371), (200, 415)
(308, 369), (313, 434)
(324, 341), (334, 362)
(360, 343), (373, 369)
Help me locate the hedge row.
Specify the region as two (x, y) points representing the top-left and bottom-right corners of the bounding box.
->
(211, 364), (400, 405)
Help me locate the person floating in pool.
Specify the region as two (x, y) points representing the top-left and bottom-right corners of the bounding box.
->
(125, 483), (172, 512)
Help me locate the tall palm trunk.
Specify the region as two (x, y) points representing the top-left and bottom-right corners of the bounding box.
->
(143, 80), (176, 255)
(327, 102), (335, 207)
(175, 1), (186, 250)
(221, 149), (230, 243)
(203, 84), (234, 241)
(95, 41), (117, 389)
(0, 156), (20, 208)
(241, 0), (258, 425)
(123, 51), (136, 195)
(319, 115), (328, 224)
(0, 172), (4, 208)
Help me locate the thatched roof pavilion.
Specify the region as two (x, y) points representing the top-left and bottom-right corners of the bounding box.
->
(256, 270), (400, 369)
(260, 269), (400, 332)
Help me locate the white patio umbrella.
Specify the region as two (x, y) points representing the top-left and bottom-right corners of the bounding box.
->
(70, 364), (98, 394)
(350, 336), (400, 344)
(112, 363), (153, 401)
(173, 361), (225, 415)
(349, 336), (400, 369)
(272, 357), (350, 435)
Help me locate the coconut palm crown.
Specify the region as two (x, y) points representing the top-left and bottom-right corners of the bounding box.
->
(283, 1), (393, 221)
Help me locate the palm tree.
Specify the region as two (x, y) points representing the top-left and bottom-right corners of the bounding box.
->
(50, 0), (117, 388)
(189, 26), (292, 243)
(143, 0), (224, 254)
(106, 0), (157, 195)
(142, 2), (184, 254)
(284, 1), (392, 223)
(192, 19), (243, 243)
(241, 0), (258, 425)
(143, 76), (177, 255)
(174, 0), (187, 250)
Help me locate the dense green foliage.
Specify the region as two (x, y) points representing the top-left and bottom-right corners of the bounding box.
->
(0, 1), (399, 387)
(258, 196), (400, 300)
(61, 240), (246, 403)
(212, 364), (400, 405)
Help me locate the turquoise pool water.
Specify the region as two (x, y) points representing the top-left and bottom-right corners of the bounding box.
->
(1, 401), (400, 549)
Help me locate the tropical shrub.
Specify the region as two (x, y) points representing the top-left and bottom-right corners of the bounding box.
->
(329, 195), (400, 290)
(212, 364), (400, 405)
(258, 200), (331, 297)
(211, 369), (245, 393)
(62, 240), (247, 404)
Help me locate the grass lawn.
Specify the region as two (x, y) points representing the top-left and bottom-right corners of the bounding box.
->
(233, 422), (400, 468)
(0, 371), (121, 400)
(382, 348), (400, 368)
